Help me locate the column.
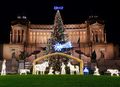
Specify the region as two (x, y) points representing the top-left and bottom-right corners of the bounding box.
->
(37, 32), (39, 44)
(104, 32), (107, 43)
(39, 32), (41, 44)
(68, 32), (70, 41)
(12, 29), (14, 43)
(97, 31), (100, 43)
(80, 32), (82, 42)
(16, 29), (18, 43)
(35, 32), (37, 44)
(44, 33), (47, 44)
(41, 33), (43, 44)
(73, 32), (75, 43)
(91, 31), (94, 42)
(29, 32), (32, 44)
(31, 32), (33, 44)
(14, 30), (16, 43)
(43, 33), (45, 44)
(101, 30), (104, 42)
(20, 30), (22, 43)
(83, 31), (86, 42)
(93, 32), (96, 43)
(99, 30), (101, 43)
(33, 32), (35, 43)
(38, 32), (40, 44)
(23, 30), (25, 43)
(87, 23), (90, 43)
(21, 30), (24, 43)
(10, 31), (12, 44)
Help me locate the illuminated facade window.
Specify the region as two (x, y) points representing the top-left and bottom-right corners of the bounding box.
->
(29, 32), (32, 43)
(33, 32), (36, 43)
(83, 31), (86, 42)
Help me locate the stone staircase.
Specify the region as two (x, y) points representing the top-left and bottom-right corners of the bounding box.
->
(88, 59), (120, 74)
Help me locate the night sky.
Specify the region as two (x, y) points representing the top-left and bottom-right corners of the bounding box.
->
(0, 0), (119, 44)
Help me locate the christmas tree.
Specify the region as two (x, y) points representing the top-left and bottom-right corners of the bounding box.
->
(46, 10), (72, 72)
(47, 10), (72, 53)
(52, 10), (65, 42)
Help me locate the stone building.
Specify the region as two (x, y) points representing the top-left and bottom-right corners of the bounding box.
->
(1, 11), (119, 63)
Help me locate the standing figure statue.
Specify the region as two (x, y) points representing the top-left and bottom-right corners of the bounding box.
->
(61, 62), (66, 74)
(74, 65), (80, 75)
(1, 59), (7, 76)
(93, 66), (100, 76)
(67, 61), (79, 75)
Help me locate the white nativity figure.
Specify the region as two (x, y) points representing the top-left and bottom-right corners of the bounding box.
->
(19, 69), (30, 75)
(34, 61), (49, 75)
(107, 69), (119, 76)
(93, 66), (100, 76)
(61, 62), (66, 74)
(48, 67), (54, 75)
(1, 59), (7, 76)
(67, 61), (80, 75)
(67, 61), (75, 75)
(74, 65), (80, 75)
(55, 71), (60, 75)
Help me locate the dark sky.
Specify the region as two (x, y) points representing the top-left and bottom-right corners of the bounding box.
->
(0, 0), (119, 44)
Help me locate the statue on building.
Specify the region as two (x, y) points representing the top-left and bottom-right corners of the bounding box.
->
(100, 51), (104, 59)
(11, 52), (18, 72)
(12, 52), (16, 59)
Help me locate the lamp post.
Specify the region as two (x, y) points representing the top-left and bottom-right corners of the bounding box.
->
(78, 31), (81, 59)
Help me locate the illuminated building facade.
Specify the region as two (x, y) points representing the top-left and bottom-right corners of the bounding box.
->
(1, 12), (119, 63)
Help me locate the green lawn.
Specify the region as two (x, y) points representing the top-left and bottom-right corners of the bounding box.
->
(0, 75), (120, 87)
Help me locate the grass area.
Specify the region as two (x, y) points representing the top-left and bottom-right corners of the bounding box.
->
(0, 75), (120, 87)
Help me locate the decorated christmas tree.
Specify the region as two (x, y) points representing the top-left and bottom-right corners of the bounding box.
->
(52, 10), (65, 42)
(46, 10), (72, 72)
(47, 10), (72, 53)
